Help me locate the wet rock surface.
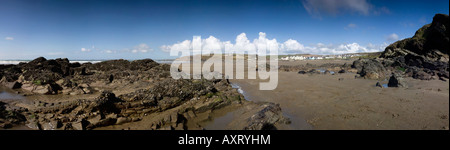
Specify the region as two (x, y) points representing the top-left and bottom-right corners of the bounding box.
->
(1, 57), (290, 130)
(243, 103), (290, 130)
(0, 101), (26, 129)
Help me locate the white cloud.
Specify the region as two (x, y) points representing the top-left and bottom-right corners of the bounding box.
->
(160, 40), (192, 53)
(386, 33), (399, 42)
(81, 48), (91, 52)
(130, 43), (152, 53)
(98, 43), (152, 54)
(5, 37), (14, 40)
(290, 43), (386, 55)
(232, 33), (256, 52)
(160, 32), (387, 55)
(103, 50), (114, 54)
(281, 39), (305, 51)
(160, 45), (172, 52)
(203, 36), (224, 53)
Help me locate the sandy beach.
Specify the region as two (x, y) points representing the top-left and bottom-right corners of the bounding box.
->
(229, 60), (449, 130)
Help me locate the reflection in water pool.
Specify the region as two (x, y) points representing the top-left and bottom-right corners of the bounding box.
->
(0, 86), (34, 130)
(0, 90), (24, 100)
(318, 68), (335, 75)
(0, 86), (27, 101)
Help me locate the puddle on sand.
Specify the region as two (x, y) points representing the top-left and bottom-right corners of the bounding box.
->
(203, 82), (313, 130)
(0, 86), (34, 130)
(278, 111), (313, 130)
(0, 87), (24, 100)
(0, 86), (31, 105)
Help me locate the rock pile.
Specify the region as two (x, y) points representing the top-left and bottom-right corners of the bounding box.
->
(352, 14), (449, 82)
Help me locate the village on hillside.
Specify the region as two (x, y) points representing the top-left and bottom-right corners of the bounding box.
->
(278, 53), (364, 61)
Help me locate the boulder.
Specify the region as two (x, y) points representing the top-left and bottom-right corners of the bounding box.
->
(41, 120), (61, 130)
(297, 70), (307, 74)
(412, 70), (434, 80)
(26, 121), (41, 130)
(352, 59), (387, 80)
(388, 74), (408, 88)
(87, 115), (102, 126)
(244, 103), (290, 130)
(33, 85), (52, 95)
(116, 117), (131, 125)
(72, 119), (89, 130)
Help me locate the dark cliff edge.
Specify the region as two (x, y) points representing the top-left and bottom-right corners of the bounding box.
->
(352, 14), (449, 83)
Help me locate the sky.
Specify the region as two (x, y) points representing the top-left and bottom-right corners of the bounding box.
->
(0, 0), (448, 60)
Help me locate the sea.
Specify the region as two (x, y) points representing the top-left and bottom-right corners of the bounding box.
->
(0, 59), (174, 65)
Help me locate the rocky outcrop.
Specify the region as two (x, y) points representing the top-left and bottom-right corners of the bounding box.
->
(352, 59), (389, 80)
(26, 91), (121, 130)
(243, 103), (290, 130)
(1, 56), (291, 130)
(381, 14), (449, 59)
(353, 14), (449, 82)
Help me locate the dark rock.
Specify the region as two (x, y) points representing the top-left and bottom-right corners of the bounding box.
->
(382, 14), (449, 58)
(108, 74), (114, 83)
(412, 70), (434, 80)
(85, 91), (121, 114)
(5, 81), (22, 89)
(379, 14), (449, 81)
(353, 14), (449, 82)
(338, 69), (346, 73)
(0, 102), (27, 128)
(308, 69), (318, 74)
(28, 57), (47, 65)
(0, 121), (13, 129)
(244, 103), (290, 130)
(352, 59), (387, 80)
(73, 67), (87, 75)
(388, 74), (408, 88)
(298, 70), (307, 74)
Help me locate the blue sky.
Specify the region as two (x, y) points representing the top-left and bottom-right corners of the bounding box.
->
(0, 0), (448, 60)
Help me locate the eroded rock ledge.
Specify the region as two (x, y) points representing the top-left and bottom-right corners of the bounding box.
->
(1, 57), (289, 130)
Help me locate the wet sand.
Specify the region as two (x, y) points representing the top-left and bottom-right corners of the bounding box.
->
(231, 69), (449, 130)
